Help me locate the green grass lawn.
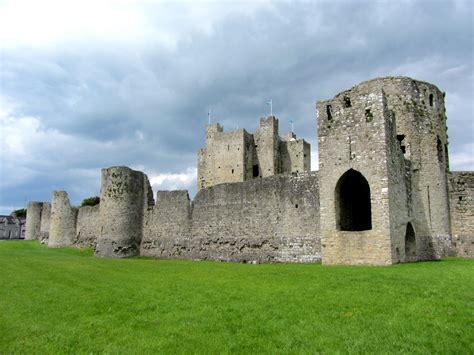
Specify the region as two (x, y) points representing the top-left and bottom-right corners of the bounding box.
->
(0, 241), (472, 353)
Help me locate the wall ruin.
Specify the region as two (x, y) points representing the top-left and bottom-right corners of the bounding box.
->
(449, 172), (474, 257)
(25, 202), (44, 240)
(49, 191), (78, 248)
(141, 172), (320, 263)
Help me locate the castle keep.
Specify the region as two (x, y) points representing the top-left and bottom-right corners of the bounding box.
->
(198, 117), (310, 190)
(26, 77), (474, 265)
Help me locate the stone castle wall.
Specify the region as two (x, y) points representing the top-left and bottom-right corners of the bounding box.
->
(39, 202), (51, 242)
(49, 191), (78, 248)
(25, 202), (43, 240)
(76, 204), (100, 248)
(29, 192), (100, 248)
(141, 172), (321, 263)
(95, 166), (154, 258)
(449, 172), (474, 257)
(25, 76), (473, 265)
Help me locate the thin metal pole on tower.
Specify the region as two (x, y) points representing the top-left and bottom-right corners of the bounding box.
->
(267, 99), (273, 116)
(290, 119), (294, 133)
(208, 108), (211, 124)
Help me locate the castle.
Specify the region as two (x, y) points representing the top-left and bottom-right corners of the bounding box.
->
(198, 118), (310, 190)
(25, 77), (473, 265)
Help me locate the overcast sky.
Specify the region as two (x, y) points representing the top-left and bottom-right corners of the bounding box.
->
(0, 0), (472, 214)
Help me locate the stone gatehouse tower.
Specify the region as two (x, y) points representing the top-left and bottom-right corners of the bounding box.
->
(317, 77), (451, 264)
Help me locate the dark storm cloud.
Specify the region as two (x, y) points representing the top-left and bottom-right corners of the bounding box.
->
(1, 0), (472, 213)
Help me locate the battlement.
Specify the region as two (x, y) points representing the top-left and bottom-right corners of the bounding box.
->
(198, 115), (311, 190)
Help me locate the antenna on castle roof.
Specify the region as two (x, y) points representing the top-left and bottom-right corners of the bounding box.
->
(267, 99), (273, 116)
(290, 119), (294, 133)
(208, 108), (211, 124)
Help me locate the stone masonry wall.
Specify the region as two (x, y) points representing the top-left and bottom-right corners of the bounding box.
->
(198, 126), (250, 189)
(254, 116), (280, 178)
(49, 191), (78, 248)
(317, 89), (395, 265)
(95, 166), (153, 258)
(76, 204), (100, 248)
(198, 116), (311, 191)
(141, 172), (321, 263)
(348, 77), (451, 259)
(141, 190), (192, 257)
(280, 139), (311, 174)
(39, 202), (51, 242)
(25, 201), (43, 240)
(449, 172), (474, 257)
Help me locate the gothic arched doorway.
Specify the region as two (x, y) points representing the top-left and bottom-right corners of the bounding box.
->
(335, 169), (372, 231)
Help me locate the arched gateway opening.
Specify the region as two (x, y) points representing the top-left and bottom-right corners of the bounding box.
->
(405, 223), (417, 262)
(335, 169), (372, 231)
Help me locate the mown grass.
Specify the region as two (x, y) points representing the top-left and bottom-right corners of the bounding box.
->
(0, 241), (472, 354)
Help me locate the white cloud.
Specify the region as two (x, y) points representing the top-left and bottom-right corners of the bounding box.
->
(0, 0), (270, 50)
(310, 149), (319, 171)
(450, 143), (474, 171)
(0, 0), (472, 212)
(149, 167), (197, 192)
(0, 95), (138, 190)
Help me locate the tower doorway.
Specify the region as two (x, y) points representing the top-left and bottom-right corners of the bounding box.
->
(405, 223), (417, 262)
(335, 169), (372, 231)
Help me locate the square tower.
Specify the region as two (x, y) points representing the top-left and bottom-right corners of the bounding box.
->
(317, 77), (452, 265)
(317, 85), (408, 265)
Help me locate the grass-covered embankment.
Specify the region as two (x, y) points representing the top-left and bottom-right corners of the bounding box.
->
(0, 241), (472, 353)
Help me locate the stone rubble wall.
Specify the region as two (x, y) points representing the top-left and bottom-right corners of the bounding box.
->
(39, 202), (51, 243)
(48, 191), (78, 248)
(280, 139), (310, 174)
(75, 204), (100, 248)
(317, 89), (395, 265)
(449, 171), (474, 257)
(25, 202), (44, 240)
(341, 77), (452, 260)
(95, 166), (150, 258)
(141, 172), (321, 263)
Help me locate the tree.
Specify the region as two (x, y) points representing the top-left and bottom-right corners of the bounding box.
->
(11, 208), (27, 218)
(80, 196), (100, 207)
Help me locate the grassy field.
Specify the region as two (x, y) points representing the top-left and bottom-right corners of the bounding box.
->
(0, 241), (472, 353)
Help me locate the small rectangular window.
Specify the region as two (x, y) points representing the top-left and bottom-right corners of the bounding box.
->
(343, 96), (351, 108)
(365, 108), (373, 122)
(252, 165), (259, 177)
(326, 105), (333, 120)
